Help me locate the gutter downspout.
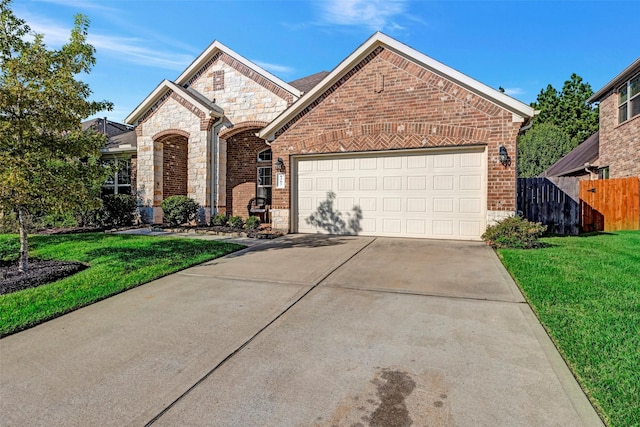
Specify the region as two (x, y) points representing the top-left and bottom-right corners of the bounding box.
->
(210, 115), (225, 221)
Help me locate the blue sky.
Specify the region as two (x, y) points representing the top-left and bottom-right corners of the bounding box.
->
(11, 0), (639, 123)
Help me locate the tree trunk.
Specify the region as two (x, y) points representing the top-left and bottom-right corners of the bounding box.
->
(18, 207), (29, 272)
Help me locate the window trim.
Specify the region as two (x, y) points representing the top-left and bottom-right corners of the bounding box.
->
(618, 72), (640, 124)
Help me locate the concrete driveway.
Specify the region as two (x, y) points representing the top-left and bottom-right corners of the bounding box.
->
(0, 235), (602, 426)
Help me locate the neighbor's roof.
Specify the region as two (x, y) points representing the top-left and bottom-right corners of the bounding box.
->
(541, 131), (600, 177)
(588, 58), (640, 103)
(175, 40), (302, 98)
(289, 71), (330, 94)
(260, 32), (536, 141)
(125, 79), (223, 125)
(82, 118), (134, 138)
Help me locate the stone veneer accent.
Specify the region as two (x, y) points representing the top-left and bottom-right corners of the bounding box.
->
(597, 94), (640, 178)
(134, 49), (299, 224)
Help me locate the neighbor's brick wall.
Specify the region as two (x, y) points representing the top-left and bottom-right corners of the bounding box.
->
(270, 47), (522, 216)
(225, 129), (270, 218)
(598, 94), (640, 178)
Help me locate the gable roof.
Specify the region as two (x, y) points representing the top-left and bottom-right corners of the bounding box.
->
(82, 118), (134, 138)
(125, 79), (223, 125)
(175, 40), (302, 98)
(541, 131), (600, 177)
(260, 32), (536, 141)
(288, 71), (330, 94)
(588, 58), (640, 103)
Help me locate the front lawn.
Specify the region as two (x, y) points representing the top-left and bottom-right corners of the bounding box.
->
(0, 233), (244, 337)
(498, 231), (640, 427)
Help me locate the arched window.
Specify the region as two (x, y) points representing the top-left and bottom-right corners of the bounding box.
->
(257, 148), (272, 202)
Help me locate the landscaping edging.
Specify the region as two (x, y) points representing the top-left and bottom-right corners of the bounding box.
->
(150, 226), (284, 239)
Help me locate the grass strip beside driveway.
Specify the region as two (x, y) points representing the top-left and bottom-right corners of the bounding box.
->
(0, 233), (244, 337)
(498, 231), (639, 427)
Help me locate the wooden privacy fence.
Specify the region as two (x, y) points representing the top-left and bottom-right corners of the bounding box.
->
(517, 176), (640, 234)
(517, 177), (580, 235)
(580, 177), (640, 232)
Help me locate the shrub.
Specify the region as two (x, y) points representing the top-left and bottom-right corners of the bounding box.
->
(482, 216), (547, 249)
(211, 213), (228, 227)
(244, 215), (261, 230)
(161, 196), (200, 226)
(96, 194), (137, 228)
(228, 215), (243, 229)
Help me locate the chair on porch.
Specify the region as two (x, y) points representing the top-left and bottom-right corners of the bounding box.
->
(247, 197), (270, 224)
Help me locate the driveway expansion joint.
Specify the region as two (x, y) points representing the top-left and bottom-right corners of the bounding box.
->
(144, 237), (378, 426)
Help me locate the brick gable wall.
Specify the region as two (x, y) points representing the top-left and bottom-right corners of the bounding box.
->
(270, 48), (521, 219)
(598, 94), (640, 178)
(225, 129), (271, 218)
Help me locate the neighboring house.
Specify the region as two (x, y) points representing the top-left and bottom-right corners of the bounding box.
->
(586, 58), (640, 178)
(126, 32), (536, 240)
(541, 131), (600, 179)
(83, 117), (137, 196)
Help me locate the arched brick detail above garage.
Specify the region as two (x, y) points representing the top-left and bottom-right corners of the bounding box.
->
(219, 121), (269, 140)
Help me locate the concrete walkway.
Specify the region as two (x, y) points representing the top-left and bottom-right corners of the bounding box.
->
(0, 235), (602, 426)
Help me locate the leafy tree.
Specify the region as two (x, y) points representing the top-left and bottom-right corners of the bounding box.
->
(517, 123), (573, 177)
(0, 0), (112, 271)
(531, 73), (599, 145)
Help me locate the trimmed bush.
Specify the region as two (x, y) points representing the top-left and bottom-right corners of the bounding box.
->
(244, 215), (261, 230)
(482, 215), (547, 249)
(211, 213), (228, 226)
(96, 194), (137, 228)
(228, 215), (243, 229)
(161, 196), (200, 226)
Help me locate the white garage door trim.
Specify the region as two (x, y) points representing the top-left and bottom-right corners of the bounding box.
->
(292, 146), (487, 240)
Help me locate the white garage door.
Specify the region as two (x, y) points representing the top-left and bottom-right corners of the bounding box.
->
(294, 148), (486, 240)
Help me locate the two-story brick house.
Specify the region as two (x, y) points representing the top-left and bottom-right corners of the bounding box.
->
(126, 32), (536, 239)
(586, 58), (640, 179)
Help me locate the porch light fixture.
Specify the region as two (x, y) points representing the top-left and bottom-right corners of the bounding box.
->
(499, 145), (511, 166)
(275, 157), (285, 171)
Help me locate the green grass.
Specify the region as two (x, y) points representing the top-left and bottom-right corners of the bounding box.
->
(498, 231), (640, 427)
(0, 233), (244, 337)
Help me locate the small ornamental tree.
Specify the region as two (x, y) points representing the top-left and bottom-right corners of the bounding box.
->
(0, 1), (112, 271)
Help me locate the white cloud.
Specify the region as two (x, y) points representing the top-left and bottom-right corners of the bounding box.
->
(251, 60), (294, 75)
(319, 0), (407, 31)
(503, 87), (525, 96)
(23, 14), (192, 71)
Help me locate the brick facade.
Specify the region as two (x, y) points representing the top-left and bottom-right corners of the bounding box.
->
(597, 94), (640, 178)
(270, 47), (522, 223)
(160, 134), (188, 198)
(225, 129), (270, 218)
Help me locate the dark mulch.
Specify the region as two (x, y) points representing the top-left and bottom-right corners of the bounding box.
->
(0, 260), (88, 295)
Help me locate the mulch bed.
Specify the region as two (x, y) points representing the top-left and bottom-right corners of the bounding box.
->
(0, 260), (88, 295)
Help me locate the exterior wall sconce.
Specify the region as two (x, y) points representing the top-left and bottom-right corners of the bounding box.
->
(499, 145), (511, 166)
(275, 157), (285, 171)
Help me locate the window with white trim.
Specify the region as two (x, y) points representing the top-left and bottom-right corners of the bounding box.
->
(257, 149), (272, 202)
(102, 159), (131, 196)
(618, 73), (640, 123)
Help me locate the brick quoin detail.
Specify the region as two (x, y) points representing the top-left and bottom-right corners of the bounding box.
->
(159, 134), (188, 199)
(225, 128), (270, 218)
(270, 48), (523, 213)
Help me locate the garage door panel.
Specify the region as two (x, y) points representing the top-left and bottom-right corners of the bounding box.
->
(295, 149), (485, 240)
